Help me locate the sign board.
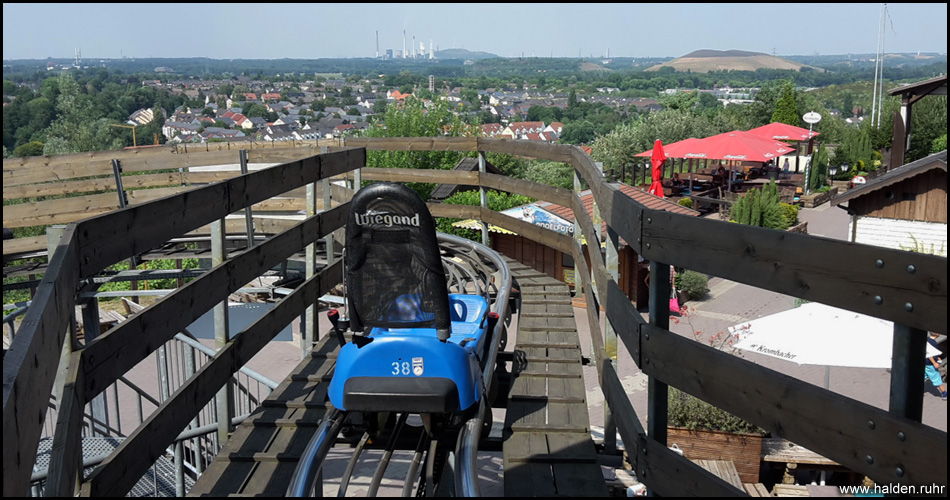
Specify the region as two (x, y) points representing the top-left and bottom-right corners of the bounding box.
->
(803, 111), (822, 124)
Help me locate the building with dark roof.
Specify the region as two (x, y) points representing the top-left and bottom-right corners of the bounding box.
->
(832, 150), (947, 255)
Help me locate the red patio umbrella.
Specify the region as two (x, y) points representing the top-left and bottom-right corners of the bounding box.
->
(746, 122), (820, 142)
(635, 137), (704, 159)
(680, 131), (794, 162)
(648, 139), (667, 198)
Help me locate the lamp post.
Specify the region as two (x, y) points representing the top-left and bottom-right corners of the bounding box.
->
(828, 164), (838, 186)
(802, 111), (822, 195)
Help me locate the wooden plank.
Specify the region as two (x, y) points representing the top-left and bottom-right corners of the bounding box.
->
(361, 166), (479, 185)
(761, 438), (839, 466)
(636, 435), (745, 497)
(478, 137), (574, 163)
(743, 483), (771, 497)
(552, 462), (608, 496)
(2, 172), (181, 200)
(640, 323), (947, 488)
(481, 171), (574, 207)
(505, 400), (547, 429)
(2, 226), (81, 497)
(639, 209), (946, 334)
(79, 208), (346, 398)
(345, 136), (478, 152)
(75, 149), (360, 276)
(426, 202), (481, 220)
(504, 463), (558, 497)
(3, 192), (119, 227)
(772, 484), (810, 497)
(480, 207), (575, 254)
(691, 460), (743, 490)
(44, 352), (85, 497)
(2, 235), (47, 257)
(546, 402), (591, 431)
(80, 261), (343, 496)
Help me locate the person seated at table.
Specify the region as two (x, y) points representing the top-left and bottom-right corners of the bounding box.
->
(671, 172), (684, 187)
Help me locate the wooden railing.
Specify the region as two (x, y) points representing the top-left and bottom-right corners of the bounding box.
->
(2, 137), (946, 496)
(2, 139), (346, 259)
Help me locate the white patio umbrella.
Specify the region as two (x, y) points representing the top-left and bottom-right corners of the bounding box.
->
(729, 302), (939, 370)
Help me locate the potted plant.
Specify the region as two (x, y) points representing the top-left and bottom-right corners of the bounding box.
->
(674, 270), (708, 304)
(667, 387), (767, 484)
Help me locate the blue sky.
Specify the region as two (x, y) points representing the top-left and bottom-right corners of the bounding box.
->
(3, 3), (946, 60)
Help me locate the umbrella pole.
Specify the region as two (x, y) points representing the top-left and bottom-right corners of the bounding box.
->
(688, 158), (694, 192)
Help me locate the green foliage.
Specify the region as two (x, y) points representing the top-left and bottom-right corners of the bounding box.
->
(674, 270), (708, 299)
(42, 73), (125, 155)
(933, 134), (947, 153)
(668, 387), (765, 435)
(435, 189), (534, 242)
(770, 81), (800, 126)
(98, 258), (200, 294)
(486, 151), (528, 179)
(525, 160), (575, 190)
(831, 124), (874, 177)
(730, 180), (787, 230)
(591, 110), (716, 176)
(809, 143), (829, 191)
(659, 91), (697, 111)
(898, 234), (947, 257)
(677, 197), (693, 209)
(12, 140), (44, 157)
(364, 96), (475, 199)
(904, 96), (947, 163)
(779, 202), (799, 228)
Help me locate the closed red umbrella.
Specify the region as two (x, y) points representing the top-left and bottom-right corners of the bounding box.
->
(648, 139), (667, 198)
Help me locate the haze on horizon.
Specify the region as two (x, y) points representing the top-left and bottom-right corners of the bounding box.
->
(3, 3), (947, 61)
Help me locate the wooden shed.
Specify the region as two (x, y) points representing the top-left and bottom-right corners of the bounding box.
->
(490, 184), (700, 310)
(832, 150), (947, 255)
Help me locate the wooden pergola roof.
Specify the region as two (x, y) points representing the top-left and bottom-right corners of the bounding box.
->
(887, 75), (948, 168)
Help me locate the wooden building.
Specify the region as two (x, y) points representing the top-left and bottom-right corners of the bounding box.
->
(832, 150), (947, 255)
(489, 184), (700, 309)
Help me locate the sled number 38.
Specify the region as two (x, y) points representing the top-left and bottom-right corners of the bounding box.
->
(392, 357), (424, 376)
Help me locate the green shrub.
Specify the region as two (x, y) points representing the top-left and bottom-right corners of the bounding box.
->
(674, 270), (708, 300)
(779, 202), (799, 228)
(668, 387), (765, 435)
(730, 180), (788, 230)
(677, 198), (693, 209)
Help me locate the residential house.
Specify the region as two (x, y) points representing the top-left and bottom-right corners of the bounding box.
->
(246, 117), (268, 129)
(831, 150), (947, 256)
(481, 123), (504, 138)
(387, 90), (412, 101)
(275, 115), (302, 127)
(162, 121), (200, 139)
(503, 121), (546, 139)
(129, 108), (154, 125)
(332, 124), (356, 137)
(261, 92), (282, 102)
(544, 122), (565, 135)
